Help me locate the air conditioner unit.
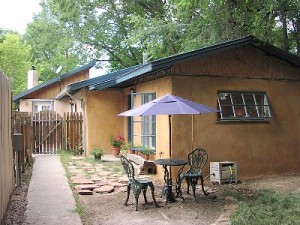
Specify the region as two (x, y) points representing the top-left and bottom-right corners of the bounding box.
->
(210, 161), (237, 184)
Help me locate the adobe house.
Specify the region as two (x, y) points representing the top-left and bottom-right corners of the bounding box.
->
(13, 62), (95, 116)
(64, 36), (300, 180)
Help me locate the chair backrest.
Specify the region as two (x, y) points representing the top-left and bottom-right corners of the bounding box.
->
(187, 147), (208, 173)
(120, 155), (136, 182)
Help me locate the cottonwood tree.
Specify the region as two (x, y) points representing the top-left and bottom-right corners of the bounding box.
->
(28, 0), (300, 74)
(0, 33), (31, 94)
(24, 1), (81, 82)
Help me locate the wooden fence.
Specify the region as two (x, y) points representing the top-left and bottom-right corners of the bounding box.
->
(13, 111), (83, 155)
(64, 112), (83, 153)
(0, 70), (14, 223)
(13, 111), (33, 169)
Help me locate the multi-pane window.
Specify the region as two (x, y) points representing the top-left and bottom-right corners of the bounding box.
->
(32, 100), (54, 113)
(130, 93), (156, 151)
(217, 92), (271, 121)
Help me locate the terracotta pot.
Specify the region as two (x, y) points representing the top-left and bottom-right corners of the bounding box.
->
(111, 147), (120, 156)
(127, 148), (135, 154)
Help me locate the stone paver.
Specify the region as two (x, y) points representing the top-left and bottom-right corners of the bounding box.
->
(94, 185), (114, 193)
(76, 184), (99, 190)
(77, 190), (93, 195)
(72, 178), (95, 184)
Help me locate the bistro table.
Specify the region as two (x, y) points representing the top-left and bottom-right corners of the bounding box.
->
(154, 158), (188, 203)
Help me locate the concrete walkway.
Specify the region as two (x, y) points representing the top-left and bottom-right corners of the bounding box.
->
(25, 155), (82, 225)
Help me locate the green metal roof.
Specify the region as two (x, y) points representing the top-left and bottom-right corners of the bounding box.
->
(13, 61), (96, 102)
(16, 36), (300, 99)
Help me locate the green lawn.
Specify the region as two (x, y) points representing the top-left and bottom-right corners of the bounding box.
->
(228, 189), (300, 225)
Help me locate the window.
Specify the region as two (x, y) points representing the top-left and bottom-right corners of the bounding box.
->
(129, 93), (156, 151)
(32, 100), (54, 113)
(217, 91), (271, 122)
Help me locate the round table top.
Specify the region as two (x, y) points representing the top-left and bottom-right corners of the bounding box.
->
(154, 158), (188, 166)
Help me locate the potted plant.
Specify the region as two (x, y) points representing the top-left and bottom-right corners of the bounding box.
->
(141, 147), (153, 160)
(109, 134), (125, 156)
(121, 142), (134, 154)
(133, 144), (143, 156)
(91, 147), (104, 160)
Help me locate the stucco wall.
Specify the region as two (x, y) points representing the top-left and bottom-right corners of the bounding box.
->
(171, 74), (300, 179)
(85, 91), (124, 155)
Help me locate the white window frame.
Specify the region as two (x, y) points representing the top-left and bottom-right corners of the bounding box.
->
(130, 92), (156, 151)
(217, 91), (272, 122)
(32, 100), (54, 113)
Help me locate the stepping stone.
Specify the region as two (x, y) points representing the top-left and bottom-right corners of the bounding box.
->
(118, 176), (129, 183)
(94, 185), (114, 193)
(68, 166), (77, 170)
(70, 175), (86, 181)
(93, 180), (108, 186)
(91, 177), (103, 182)
(82, 166), (94, 170)
(76, 184), (99, 190)
(77, 190), (93, 195)
(108, 181), (126, 187)
(98, 171), (111, 176)
(119, 186), (128, 192)
(72, 178), (95, 184)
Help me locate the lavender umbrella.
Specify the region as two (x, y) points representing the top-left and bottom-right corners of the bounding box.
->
(118, 94), (219, 156)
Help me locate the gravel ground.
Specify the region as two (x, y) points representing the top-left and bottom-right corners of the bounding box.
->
(2, 164), (33, 225)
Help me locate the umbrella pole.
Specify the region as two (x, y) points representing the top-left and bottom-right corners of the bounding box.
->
(192, 115), (194, 150)
(169, 115), (171, 157)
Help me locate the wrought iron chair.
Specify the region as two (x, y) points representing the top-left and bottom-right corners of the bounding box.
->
(120, 155), (159, 211)
(180, 147), (208, 201)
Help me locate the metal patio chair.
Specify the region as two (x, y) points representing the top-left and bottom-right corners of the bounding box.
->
(180, 147), (208, 201)
(120, 155), (159, 211)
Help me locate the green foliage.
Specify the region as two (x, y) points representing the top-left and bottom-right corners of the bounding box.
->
(121, 142), (131, 151)
(2, 0), (299, 88)
(23, 1), (81, 82)
(59, 149), (73, 166)
(91, 147), (104, 157)
(230, 189), (300, 225)
(109, 134), (125, 147)
(141, 147), (154, 156)
(0, 33), (32, 94)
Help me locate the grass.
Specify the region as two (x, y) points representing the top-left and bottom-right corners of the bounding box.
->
(228, 188), (300, 225)
(59, 150), (86, 216)
(101, 161), (124, 175)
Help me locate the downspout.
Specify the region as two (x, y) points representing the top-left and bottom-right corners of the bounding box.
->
(66, 90), (87, 156)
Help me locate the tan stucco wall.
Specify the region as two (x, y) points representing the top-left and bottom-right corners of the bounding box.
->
(171, 76), (300, 179)
(85, 90), (124, 155)
(84, 45), (300, 180)
(19, 97), (83, 116)
(19, 99), (33, 112)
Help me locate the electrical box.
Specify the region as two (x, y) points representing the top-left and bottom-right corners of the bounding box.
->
(13, 133), (23, 151)
(210, 161), (237, 184)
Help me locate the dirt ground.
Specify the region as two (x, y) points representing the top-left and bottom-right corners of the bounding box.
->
(78, 183), (226, 225)
(77, 174), (300, 225)
(72, 155), (300, 225)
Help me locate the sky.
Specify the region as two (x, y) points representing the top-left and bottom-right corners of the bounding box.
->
(0, 0), (42, 34)
(0, 0), (104, 77)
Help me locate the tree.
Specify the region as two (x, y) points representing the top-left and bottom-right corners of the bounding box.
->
(24, 1), (81, 82)
(30, 0), (300, 74)
(0, 33), (31, 94)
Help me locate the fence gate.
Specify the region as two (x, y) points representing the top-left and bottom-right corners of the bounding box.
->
(32, 110), (63, 154)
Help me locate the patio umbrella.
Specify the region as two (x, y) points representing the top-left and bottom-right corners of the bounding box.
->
(118, 94), (219, 156)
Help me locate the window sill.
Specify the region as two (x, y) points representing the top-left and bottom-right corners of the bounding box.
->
(217, 118), (271, 124)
